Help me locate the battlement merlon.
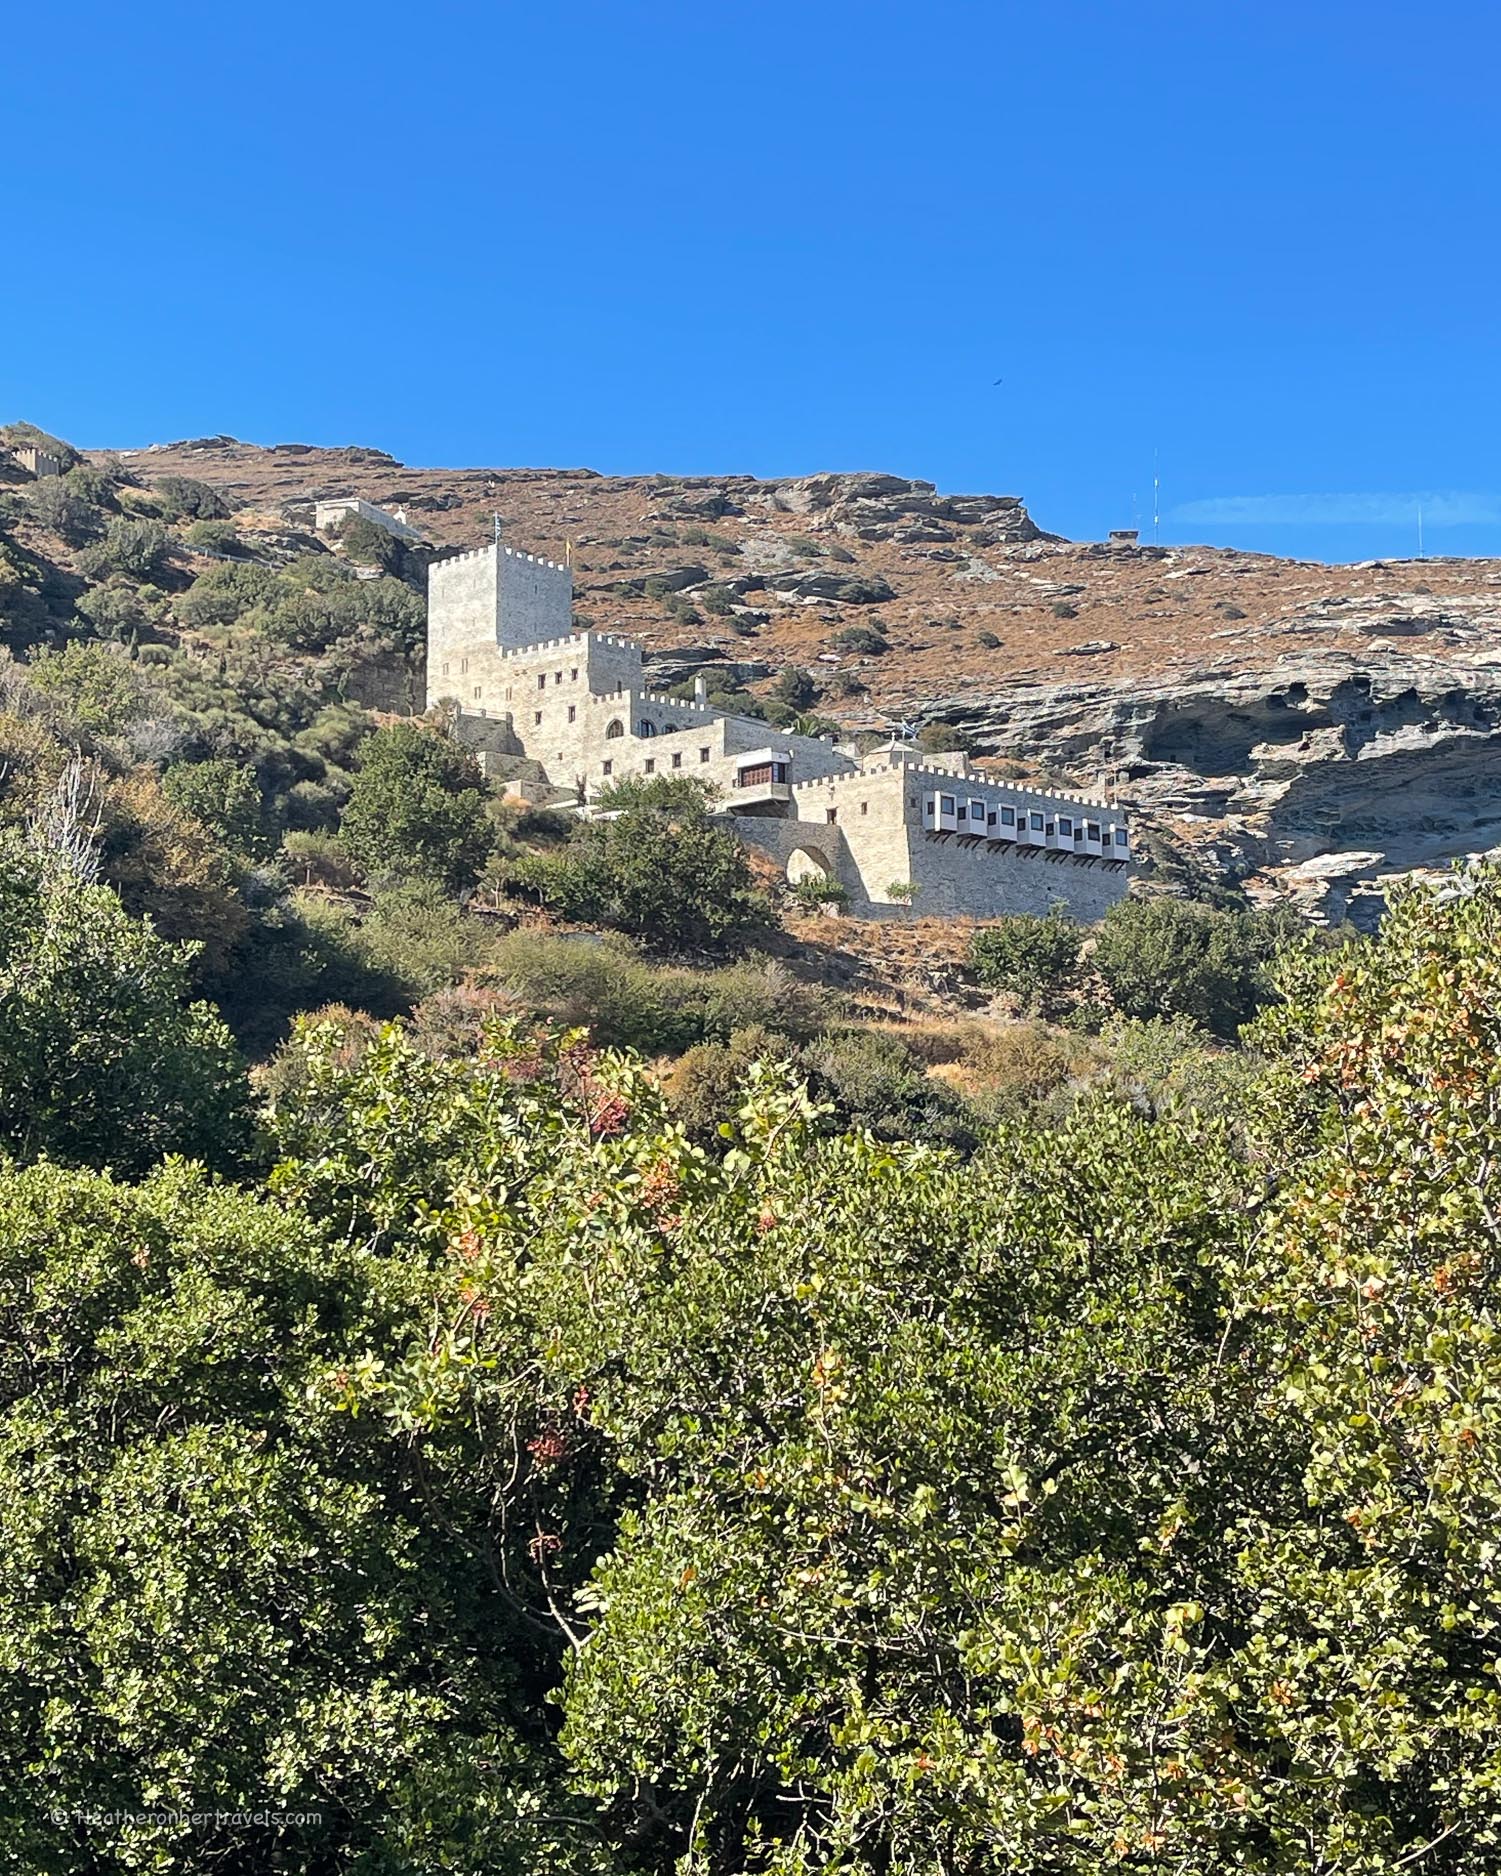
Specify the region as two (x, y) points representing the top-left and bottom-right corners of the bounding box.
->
(428, 540), (575, 657)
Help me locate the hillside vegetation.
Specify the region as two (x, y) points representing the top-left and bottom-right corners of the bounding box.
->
(2, 422), (1498, 1874)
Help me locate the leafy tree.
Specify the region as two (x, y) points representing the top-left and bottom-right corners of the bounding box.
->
(25, 476), (102, 543)
(78, 518), (169, 581)
(970, 906), (1082, 1012)
(24, 640), (154, 736)
(0, 842), (249, 1174)
(773, 665), (818, 709)
(162, 757), (266, 857)
(75, 577), (169, 642)
(1220, 866), (1501, 1870)
(338, 512), (400, 570)
(154, 473), (230, 521)
(340, 721), (492, 891)
(508, 779), (769, 949)
(1093, 894), (1294, 1038)
(0, 1156), (604, 1874)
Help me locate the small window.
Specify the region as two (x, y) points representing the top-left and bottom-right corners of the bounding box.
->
(1115, 828), (1128, 846)
(672, 752), (682, 769)
(644, 758), (656, 774)
(699, 747), (710, 763)
(537, 675), (546, 691)
(940, 795), (955, 814)
(605, 719), (624, 740)
(460, 658), (468, 674)
(554, 671), (563, 685)
(860, 801), (868, 815)
(602, 759), (613, 776)
(567, 704), (576, 723)
(441, 661), (450, 676)
(474, 686), (482, 699)
(570, 667), (578, 681)
(533, 711), (542, 726)
(505, 686), (513, 701)
(1056, 817), (1073, 838)
(1085, 822), (1099, 840)
(825, 807), (837, 824)
(1030, 813), (1045, 831)
(1000, 806), (1015, 826)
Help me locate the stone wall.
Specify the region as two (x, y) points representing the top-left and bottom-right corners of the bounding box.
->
(15, 446), (64, 479)
(426, 543), (575, 706)
(315, 496), (422, 542)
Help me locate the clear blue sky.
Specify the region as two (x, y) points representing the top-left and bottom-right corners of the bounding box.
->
(6, 0), (1499, 562)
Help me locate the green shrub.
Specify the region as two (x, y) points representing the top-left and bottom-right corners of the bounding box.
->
(970, 908), (1082, 1013)
(1093, 895), (1297, 1039)
(162, 758), (265, 857)
(154, 474), (230, 522)
(977, 629), (1002, 649)
(25, 478), (101, 544)
(506, 785), (769, 951)
(184, 519), (241, 553)
(340, 722), (492, 893)
(833, 623), (889, 655)
(0, 841), (249, 1174)
(773, 665), (817, 709)
(78, 518), (169, 581)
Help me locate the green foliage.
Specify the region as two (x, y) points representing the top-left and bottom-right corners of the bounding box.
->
(1093, 894), (1295, 1038)
(0, 843), (249, 1175)
(338, 511), (400, 569)
(773, 665), (818, 709)
(916, 719), (975, 756)
(833, 623), (889, 655)
(162, 757), (265, 857)
(595, 772), (716, 815)
(340, 721), (492, 892)
(789, 873), (849, 910)
(75, 577), (170, 642)
(154, 473), (230, 522)
(508, 784), (770, 951)
(2, 866), (1500, 1869)
(977, 628), (1002, 648)
(0, 1156), (602, 1873)
(78, 517), (170, 581)
(25, 475), (102, 543)
(971, 907), (1082, 1012)
(24, 640), (153, 735)
(183, 517), (241, 552)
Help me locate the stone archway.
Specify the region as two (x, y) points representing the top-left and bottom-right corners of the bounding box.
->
(786, 845), (834, 886)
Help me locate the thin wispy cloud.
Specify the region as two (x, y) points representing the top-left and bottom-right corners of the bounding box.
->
(1171, 491), (1501, 528)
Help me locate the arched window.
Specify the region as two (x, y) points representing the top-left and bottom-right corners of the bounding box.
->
(663, 722), (678, 735)
(637, 719), (657, 738)
(605, 719), (625, 739)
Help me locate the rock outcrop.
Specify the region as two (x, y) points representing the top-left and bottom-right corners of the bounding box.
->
(918, 648), (1501, 923)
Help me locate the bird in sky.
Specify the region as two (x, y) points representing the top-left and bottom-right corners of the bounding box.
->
(992, 377), (1004, 385)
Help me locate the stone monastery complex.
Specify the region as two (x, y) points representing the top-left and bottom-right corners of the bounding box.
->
(426, 540), (1131, 920)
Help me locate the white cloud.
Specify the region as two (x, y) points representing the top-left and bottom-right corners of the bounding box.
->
(1170, 491), (1501, 528)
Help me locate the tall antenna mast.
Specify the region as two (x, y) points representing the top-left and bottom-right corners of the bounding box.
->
(1416, 500), (1424, 559)
(1152, 449), (1160, 546)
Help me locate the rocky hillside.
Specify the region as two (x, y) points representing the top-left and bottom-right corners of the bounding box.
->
(27, 430), (1501, 923)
